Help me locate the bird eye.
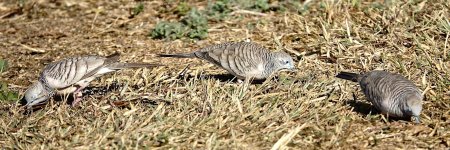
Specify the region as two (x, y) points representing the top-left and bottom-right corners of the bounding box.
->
(284, 60), (290, 64)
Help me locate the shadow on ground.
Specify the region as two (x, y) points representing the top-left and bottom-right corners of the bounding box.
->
(20, 82), (173, 114)
(177, 73), (275, 84)
(344, 95), (413, 123)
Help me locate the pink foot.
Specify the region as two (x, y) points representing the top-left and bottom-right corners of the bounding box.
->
(71, 91), (83, 106)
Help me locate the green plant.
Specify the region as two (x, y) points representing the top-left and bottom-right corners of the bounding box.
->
(174, 2), (191, 16)
(182, 9), (208, 39)
(0, 83), (19, 102)
(182, 9), (208, 29)
(150, 8), (208, 40)
(211, 0), (231, 13)
(150, 21), (186, 40)
(0, 60), (19, 102)
(253, 0), (270, 12)
(235, 0), (270, 12)
(207, 0), (232, 21)
(130, 3), (144, 18)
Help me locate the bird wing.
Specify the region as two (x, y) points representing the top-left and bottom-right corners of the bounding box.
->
(201, 42), (265, 76)
(359, 71), (391, 111)
(41, 55), (111, 89)
(78, 53), (120, 80)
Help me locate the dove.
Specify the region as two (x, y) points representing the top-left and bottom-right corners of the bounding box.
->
(22, 53), (162, 108)
(336, 70), (423, 123)
(157, 41), (296, 80)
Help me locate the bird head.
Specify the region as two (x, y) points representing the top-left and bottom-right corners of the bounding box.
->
(272, 51), (296, 72)
(406, 93), (423, 123)
(22, 82), (52, 108)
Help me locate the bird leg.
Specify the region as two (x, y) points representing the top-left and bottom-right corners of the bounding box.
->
(237, 77), (253, 84)
(177, 64), (191, 79)
(412, 116), (421, 124)
(71, 82), (90, 106)
(71, 88), (85, 106)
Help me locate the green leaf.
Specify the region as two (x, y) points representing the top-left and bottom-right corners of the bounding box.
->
(6, 91), (19, 101)
(182, 9), (208, 28)
(0, 82), (19, 101)
(150, 21), (186, 40)
(253, 0), (269, 12)
(175, 2), (191, 16)
(206, 0), (232, 21)
(132, 3), (144, 16)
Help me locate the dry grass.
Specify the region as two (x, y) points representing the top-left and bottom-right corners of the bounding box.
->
(0, 0), (449, 149)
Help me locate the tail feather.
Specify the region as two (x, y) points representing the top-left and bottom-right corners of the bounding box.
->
(105, 52), (121, 63)
(108, 63), (163, 69)
(157, 53), (196, 58)
(336, 72), (360, 82)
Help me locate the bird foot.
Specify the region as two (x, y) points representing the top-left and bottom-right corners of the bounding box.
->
(71, 92), (83, 106)
(178, 64), (191, 79)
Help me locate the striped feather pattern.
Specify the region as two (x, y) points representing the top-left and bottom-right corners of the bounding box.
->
(198, 42), (269, 79)
(358, 71), (422, 117)
(23, 54), (162, 108)
(41, 56), (110, 90)
(39, 54), (161, 90)
(161, 42), (276, 79)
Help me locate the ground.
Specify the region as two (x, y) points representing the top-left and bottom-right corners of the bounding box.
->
(0, 0), (449, 149)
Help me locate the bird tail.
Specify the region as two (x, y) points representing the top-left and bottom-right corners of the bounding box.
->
(336, 72), (360, 82)
(105, 52), (121, 62)
(157, 53), (196, 58)
(108, 63), (163, 69)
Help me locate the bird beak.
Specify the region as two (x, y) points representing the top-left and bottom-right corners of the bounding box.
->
(24, 96), (49, 109)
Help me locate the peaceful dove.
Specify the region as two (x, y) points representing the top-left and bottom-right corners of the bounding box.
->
(157, 41), (296, 80)
(22, 53), (162, 108)
(336, 70), (423, 123)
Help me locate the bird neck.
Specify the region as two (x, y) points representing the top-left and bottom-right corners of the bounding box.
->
(263, 55), (277, 77)
(38, 76), (56, 96)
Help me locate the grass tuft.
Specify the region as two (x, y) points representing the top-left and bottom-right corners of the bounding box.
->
(0, 59), (7, 73)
